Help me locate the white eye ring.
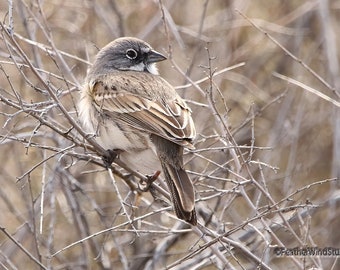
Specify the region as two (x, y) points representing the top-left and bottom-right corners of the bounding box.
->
(126, 49), (138, 59)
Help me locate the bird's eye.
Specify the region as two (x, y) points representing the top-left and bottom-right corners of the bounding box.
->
(126, 49), (138, 59)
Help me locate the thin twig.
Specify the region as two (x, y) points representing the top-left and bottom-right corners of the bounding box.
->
(235, 8), (340, 98)
(0, 227), (48, 269)
(273, 72), (340, 107)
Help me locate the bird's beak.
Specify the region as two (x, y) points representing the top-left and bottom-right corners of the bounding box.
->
(147, 50), (167, 64)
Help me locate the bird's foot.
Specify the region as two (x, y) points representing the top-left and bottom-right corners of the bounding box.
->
(138, 170), (161, 192)
(102, 149), (120, 168)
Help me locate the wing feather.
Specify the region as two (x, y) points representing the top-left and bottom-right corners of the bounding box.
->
(90, 73), (196, 147)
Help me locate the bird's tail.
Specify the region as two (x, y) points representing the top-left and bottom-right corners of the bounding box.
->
(151, 135), (197, 225)
(161, 162), (197, 225)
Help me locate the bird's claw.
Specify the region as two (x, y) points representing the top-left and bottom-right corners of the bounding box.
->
(102, 149), (120, 168)
(138, 170), (161, 192)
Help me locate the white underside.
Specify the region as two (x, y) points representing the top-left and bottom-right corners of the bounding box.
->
(128, 62), (159, 75)
(119, 148), (161, 174)
(78, 87), (161, 174)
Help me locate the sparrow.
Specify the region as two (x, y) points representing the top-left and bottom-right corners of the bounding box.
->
(79, 37), (197, 225)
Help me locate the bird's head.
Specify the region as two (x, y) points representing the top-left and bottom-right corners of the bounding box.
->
(91, 37), (167, 76)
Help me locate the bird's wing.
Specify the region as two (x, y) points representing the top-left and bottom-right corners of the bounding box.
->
(89, 74), (196, 148)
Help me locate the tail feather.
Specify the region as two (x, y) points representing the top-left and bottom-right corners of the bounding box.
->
(151, 134), (197, 225)
(162, 162), (197, 225)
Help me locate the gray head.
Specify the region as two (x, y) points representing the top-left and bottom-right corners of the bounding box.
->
(89, 37), (166, 77)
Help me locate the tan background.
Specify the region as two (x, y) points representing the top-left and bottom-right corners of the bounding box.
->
(0, 0), (339, 269)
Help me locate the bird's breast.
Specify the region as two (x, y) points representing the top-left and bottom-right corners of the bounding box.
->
(79, 86), (151, 151)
